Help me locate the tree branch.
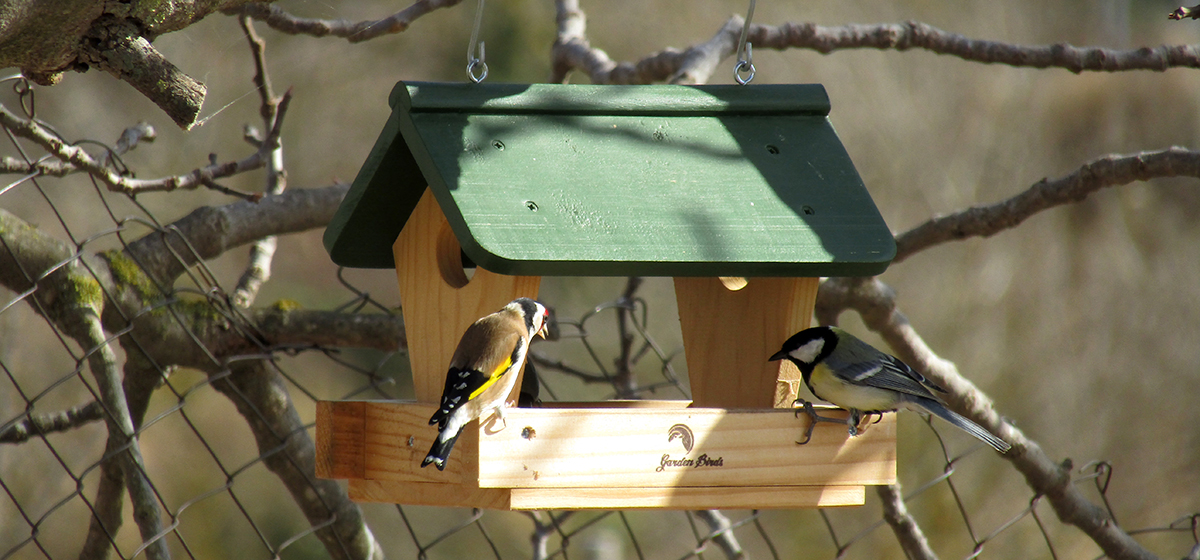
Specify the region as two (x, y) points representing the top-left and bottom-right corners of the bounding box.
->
(212, 360), (382, 560)
(693, 510), (745, 560)
(232, 16), (287, 309)
(552, 1), (743, 85)
(877, 483), (939, 560)
(1, 156), (73, 177)
(739, 20), (1200, 72)
(613, 277), (642, 399)
(123, 182), (348, 286)
(666, 17), (744, 85)
(68, 307), (170, 560)
(1, 121), (155, 181)
(80, 354), (166, 560)
(529, 352), (610, 383)
(78, 17), (205, 129)
(0, 401), (104, 444)
(232, 0), (464, 43)
(816, 276), (1157, 560)
(893, 147), (1200, 263)
(243, 307), (405, 353)
(0, 91), (289, 196)
(552, 10), (1200, 86)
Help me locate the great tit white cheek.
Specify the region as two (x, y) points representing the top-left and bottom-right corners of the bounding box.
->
(793, 338), (825, 363)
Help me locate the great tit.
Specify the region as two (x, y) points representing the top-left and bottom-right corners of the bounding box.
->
(422, 297), (550, 470)
(770, 326), (1010, 453)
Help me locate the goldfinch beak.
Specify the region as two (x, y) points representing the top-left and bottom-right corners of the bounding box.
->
(536, 324), (549, 339)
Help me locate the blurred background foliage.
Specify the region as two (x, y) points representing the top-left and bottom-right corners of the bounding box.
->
(2, 0), (1199, 558)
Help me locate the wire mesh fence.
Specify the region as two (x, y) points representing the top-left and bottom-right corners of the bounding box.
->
(3, 73), (1199, 560)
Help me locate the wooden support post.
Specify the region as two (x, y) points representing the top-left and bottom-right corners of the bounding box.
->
(393, 188), (541, 403)
(674, 277), (819, 409)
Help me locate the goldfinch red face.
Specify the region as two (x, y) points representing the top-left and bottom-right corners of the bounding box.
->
(514, 298), (549, 340)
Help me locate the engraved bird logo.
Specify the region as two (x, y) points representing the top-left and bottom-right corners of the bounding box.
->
(667, 424), (694, 453)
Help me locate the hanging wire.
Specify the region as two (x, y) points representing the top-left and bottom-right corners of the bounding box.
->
(466, 0), (488, 83)
(734, 0), (757, 85)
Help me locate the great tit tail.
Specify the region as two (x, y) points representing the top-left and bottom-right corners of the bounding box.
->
(911, 397), (1011, 453)
(421, 429), (463, 471)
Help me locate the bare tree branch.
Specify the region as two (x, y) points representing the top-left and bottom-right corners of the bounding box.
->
(123, 182), (348, 286)
(80, 354), (167, 560)
(77, 17), (205, 129)
(666, 17), (744, 85)
(527, 511), (575, 560)
(612, 276), (643, 399)
(2, 121), (154, 179)
(529, 352), (610, 383)
(0, 91), (290, 196)
(816, 276), (1157, 560)
(80, 440), (126, 560)
(244, 308), (405, 353)
(693, 510), (745, 560)
(233, 16), (288, 309)
(1, 156), (73, 176)
(110, 122), (157, 159)
(212, 360), (382, 560)
(552, 7), (1200, 86)
(552, 0), (741, 85)
(743, 20), (1200, 73)
(877, 483), (939, 560)
(893, 147), (1200, 263)
(232, 0), (464, 44)
(0, 401), (103, 444)
(69, 308), (170, 560)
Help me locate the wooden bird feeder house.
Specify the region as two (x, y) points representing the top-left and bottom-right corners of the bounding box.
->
(316, 81), (898, 510)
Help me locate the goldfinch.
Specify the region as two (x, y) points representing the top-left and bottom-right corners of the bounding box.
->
(770, 326), (1010, 453)
(422, 297), (550, 470)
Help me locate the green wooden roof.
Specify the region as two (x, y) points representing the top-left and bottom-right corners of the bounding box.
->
(324, 81), (895, 276)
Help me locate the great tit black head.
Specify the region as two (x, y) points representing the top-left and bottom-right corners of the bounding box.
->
(770, 325), (1011, 454)
(770, 326), (839, 373)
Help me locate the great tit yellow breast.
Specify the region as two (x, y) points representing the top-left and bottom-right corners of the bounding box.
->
(808, 363), (902, 413)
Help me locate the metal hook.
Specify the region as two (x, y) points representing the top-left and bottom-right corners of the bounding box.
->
(734, 0), (756, 85)
(466, 0), (488, 83)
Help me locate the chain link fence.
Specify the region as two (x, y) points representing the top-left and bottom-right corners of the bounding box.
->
(3, 72), (1199, 560)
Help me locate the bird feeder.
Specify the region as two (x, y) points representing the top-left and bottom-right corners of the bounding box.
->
(316, 81), (898, 510)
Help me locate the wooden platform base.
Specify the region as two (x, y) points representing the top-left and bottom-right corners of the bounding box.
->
(316, 400), (896, 510)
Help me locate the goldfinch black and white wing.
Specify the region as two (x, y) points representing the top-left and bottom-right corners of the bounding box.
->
(422, 298), (549, 471)
(428, 321), (523, 430)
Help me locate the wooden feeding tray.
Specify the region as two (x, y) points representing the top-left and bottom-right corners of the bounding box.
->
(316, 401), (896, 510)
(316, 81), (898, 510)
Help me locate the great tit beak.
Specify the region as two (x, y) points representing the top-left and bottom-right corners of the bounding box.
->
(768, 350), (788, 362)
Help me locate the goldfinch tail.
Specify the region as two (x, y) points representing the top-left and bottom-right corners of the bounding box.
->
(421, 431), (462, 471)
(910, 397), (1011, 453)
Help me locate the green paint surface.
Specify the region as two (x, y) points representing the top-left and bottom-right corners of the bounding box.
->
(324, 82), (894, 276)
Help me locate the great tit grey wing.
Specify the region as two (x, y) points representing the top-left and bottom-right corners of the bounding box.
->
(824, 351), (940, 399)
(830, 334), (947, 395)
(886, 354), (947, 392)
(822, 354), (885, 383)
(868, 357), (943, 399)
